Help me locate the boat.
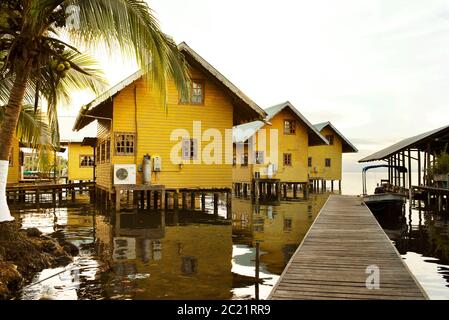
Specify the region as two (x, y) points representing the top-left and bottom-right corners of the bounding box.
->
(362, 165), (407, 216)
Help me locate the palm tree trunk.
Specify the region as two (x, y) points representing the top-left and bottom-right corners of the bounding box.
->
(0, 62), (33, 222)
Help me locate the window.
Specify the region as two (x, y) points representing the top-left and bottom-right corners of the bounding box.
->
(101, 142), (106, 162)
(284, 120), (296, 134)
(308, 157), (312, 167)
(284, 218), (292, 231)
(241, 153), (248, 166)
(283, 153), (292, 166)
(179, 80), (205, 105)
(8, 148), (13, 167)
(255, 151), (264, 164)
(181, 257), (198, 275)
(325, 158), (331, 167)
(326, 134), (334, 145)
(96, 145), (101, 164)
(115, 133), (135, 156)
(105, 139), (111, 162)
(181, 138), (198, 160)
(80, 155), (94, 167)
(191, 81), (204, 104)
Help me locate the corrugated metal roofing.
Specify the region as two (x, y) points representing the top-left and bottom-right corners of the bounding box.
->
(359, 124), (449, 162)
(233, 101), (328, 146)
(313, 121), (358, 153)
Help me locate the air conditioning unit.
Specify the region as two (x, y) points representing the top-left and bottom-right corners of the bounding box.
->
(114, 164), (136, 185)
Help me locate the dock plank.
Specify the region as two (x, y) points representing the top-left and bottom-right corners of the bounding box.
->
(269, 195), (428, 300)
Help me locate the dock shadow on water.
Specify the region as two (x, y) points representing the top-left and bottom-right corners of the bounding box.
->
(9, 193), (330, 300)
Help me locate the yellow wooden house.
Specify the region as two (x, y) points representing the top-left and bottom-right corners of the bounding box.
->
(72, 42), (266, 198)
(232, 101), (328, 190)
(308, 121), (357, 190)
(7, 137), (21, 185)
(66, 141), (95, 182)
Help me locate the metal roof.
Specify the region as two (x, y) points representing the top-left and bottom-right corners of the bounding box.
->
(233, 101), (328, 146)
(359, 124), (449, 163)
(313, 121), (358, 153)
(73, 42), (266, 131)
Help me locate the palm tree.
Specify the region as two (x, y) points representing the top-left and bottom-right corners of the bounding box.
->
(0, 0), (190, 222)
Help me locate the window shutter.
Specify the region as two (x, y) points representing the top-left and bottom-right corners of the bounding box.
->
(182, 139), (190, 160)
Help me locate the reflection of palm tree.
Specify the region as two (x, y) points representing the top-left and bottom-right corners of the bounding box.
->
(0, 1), (190, 222)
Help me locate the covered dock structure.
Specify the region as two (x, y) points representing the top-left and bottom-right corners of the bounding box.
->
(359, 125), (449, 212)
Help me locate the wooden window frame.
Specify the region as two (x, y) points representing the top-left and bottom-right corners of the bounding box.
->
(284, 119), (296, 135)
(325, 158), (331, 167)
(96, 145), (101, 164)
(241, 153), (249, 167)
(283, 153), (292, 166)
(283, 218), (293, 231)
(179, 79), (205, 105)
(181, 138), (198, 161)
(105, 139), (111, 163)
(255, 151), (264, 164)
(8, 148), (13, 167)
(326, 134), (334, 145)
(114, 132), (136, 156)
(79, 155), (95, 168)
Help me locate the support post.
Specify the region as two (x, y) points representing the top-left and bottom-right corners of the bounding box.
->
(115, 190), (121, 212)
(201, 193), (206, 212)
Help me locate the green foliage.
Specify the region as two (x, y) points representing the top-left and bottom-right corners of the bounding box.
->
(429, 145), (449, 177)
(0, 0), (189, 160)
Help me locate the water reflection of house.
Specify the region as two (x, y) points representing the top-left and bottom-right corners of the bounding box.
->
(95, 211), (233, 299)
(232, 195), (329, 274)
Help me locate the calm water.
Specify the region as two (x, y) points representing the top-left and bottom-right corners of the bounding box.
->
(10, 193), (328, 300)
(9, 173), (449, 300)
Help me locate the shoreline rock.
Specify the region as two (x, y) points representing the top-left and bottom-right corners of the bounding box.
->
(0, 221), (78, 300)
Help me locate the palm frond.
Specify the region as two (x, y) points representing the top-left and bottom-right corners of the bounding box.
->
(62, 0), (190, 106)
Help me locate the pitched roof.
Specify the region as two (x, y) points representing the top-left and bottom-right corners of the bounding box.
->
(73, 42), (266, 131)
(233, 101), (328, 146)
(313, 121), (358, 153)
(359, 124), (449, 162)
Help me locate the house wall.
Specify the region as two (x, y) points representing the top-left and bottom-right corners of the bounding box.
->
(7, 137), (20, 185)
(233, 108), (310, 183)
(96, 119), (112, 190)
(96, 66), (235, 192)
(308, 126), (343, 180)
(68, 142), (94, 181)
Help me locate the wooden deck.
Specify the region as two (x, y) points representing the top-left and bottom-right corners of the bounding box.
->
(269, 195), (428, 300)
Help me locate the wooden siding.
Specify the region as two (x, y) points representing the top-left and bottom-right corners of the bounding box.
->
(96, 66), (235, 191)
(233, 109), (310, 183)
(7, 137), (20, 185)
(308, 126), (343, 180)
(96, 119), (112, 190)
(67, 143), (94, 181)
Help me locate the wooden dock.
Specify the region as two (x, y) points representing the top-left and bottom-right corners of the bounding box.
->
(269, 195), (428, 300)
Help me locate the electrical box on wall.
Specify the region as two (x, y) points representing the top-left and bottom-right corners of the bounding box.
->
(153, 156), (162, 172)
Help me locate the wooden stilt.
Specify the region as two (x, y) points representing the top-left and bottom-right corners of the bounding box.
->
(190, 192), (195, 210)
(201, 193), (206, 212)
(182, 192), (187, 210)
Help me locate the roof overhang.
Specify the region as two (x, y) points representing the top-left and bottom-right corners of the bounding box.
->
(359, 124), (449, 163)
(73, 42), (266, 131)
(233, 101), (328, 146)
(313, 121), (358, 153)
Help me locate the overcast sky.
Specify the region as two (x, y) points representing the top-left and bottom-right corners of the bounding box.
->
(59, 0), (449, 171)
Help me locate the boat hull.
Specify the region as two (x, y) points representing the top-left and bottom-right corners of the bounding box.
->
(363, 193), (405, 216)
